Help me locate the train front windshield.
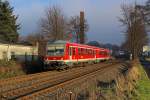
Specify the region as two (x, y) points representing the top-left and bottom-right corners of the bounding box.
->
(47, 45), (65, 56)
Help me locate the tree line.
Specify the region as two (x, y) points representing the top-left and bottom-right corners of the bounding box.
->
(0, 0), (88, 44)
(120, 1), (150, 60)
(0, 0), (20, 43)
(1, 0), (150, 60)
(24, 6), (89, 45)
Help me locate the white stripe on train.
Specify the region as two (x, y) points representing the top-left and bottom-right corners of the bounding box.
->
(45, 57), (110, 63)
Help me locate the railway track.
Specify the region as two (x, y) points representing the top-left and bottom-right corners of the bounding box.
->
(0, 71), (60, 93)
(20, 62), (123, 100)
(0, 61), (125, 100)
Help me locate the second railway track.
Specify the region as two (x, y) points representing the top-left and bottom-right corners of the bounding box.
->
(0, 60), (125, 100)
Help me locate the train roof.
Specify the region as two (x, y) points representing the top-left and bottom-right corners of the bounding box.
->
(47, 40), (67, 44)
(47, 40), (109, 51)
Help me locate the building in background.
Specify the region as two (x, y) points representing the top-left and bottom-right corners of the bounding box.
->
(143, 45), (150, 52)
(143, 45), (150, 57)
(0, 42), (38, 62)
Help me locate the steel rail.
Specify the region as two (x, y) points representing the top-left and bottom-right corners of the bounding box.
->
(1, 61), (120, 99)
(19, 63), (123, 100)
(0, 63), (100, 93)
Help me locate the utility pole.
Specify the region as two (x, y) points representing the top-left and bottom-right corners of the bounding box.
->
(80, 11), (85, 44)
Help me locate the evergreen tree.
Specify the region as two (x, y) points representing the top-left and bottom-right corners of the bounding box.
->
(145, 0), (150, 25)
(0, 0), (20, 43)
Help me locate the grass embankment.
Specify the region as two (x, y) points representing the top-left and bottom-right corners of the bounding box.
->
(135, 62), (150, 100)
(0, 60), (25, 79)
(94, 60), (150, 100)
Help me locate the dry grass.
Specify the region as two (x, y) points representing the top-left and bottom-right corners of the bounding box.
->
(109, 61), (142, 99)
(0, 60), (25, 79)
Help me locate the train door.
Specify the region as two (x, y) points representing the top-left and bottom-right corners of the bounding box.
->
(94, 50), (96, 59)
(69, 47), (72, 61)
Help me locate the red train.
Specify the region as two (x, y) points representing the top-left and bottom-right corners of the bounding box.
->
(44, 40), (111, 69)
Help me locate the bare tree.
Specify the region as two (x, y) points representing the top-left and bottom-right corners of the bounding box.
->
(136, 0), (150, 31)
(40, 6), (67, 41)
(25, 33), (43, 45)
(18, 33), (43, 46)
(69, 12), (89, 43)
(67, 16), (80, 42)
(119, 4), (149, 60)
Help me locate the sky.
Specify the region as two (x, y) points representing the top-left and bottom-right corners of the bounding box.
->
(8, 0), (147, 45)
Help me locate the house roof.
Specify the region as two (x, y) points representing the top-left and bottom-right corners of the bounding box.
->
(0, 40), (33, 46)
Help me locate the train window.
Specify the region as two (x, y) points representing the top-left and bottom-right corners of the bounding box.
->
(104, 52), (106, 55)
(81, 48), (83, 55)
(89, 50), (92, 54)
(88, 49), (90, 54)
(82, 48), (84, 55)
(69, 47), (72, 56)
(99, 51), (106, 55)
(83, 48), (85, 55)
(78, 48), (81, 55)
(105, 52), (108, 56)
(65, 46), (68, 55)
(72, 48), (76, 55)
(99, 51), (103, 55)
(93, 51), (95, 55)
(99, 51), (101, 55)
(85, 49), (87, 55)
(47, 45), (65, 56)
(88, 49), (90, 55)
(84, 49), (86, 55)
(47, 49), (64, 56)
(87, 49), (89, 55)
